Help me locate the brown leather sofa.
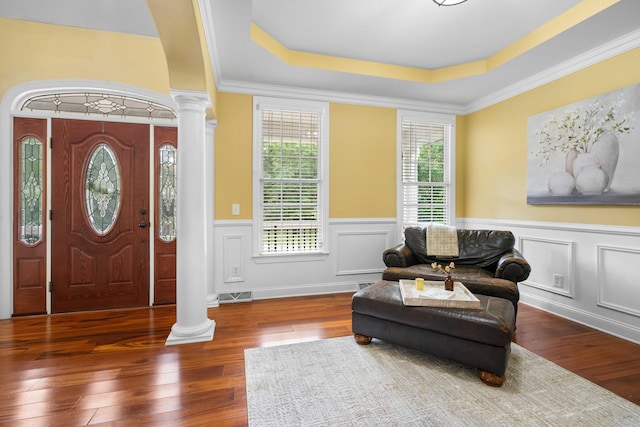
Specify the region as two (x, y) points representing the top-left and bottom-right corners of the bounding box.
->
(382, 226), (531, 316)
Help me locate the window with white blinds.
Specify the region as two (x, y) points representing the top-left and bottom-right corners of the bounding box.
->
(253, 97), (328, 256)
(398, 111), (455, 230)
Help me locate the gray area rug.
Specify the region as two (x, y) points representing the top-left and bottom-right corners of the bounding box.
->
(245, 336), (640, 426)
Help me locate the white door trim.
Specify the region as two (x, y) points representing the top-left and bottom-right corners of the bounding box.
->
(0, 79), (176, 319)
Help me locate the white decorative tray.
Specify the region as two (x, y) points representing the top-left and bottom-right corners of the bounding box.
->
(399, 279), (481, 309)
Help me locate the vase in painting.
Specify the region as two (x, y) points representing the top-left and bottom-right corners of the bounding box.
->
(589, 133), (619, 191)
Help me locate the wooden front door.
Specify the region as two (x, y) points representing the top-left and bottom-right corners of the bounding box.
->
(51, 119), (150, 312)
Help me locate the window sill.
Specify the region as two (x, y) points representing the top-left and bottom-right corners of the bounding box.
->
(253, 252), (330, 264)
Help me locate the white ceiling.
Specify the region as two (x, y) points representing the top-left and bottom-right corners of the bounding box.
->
(0, 0), (157, 37)
(3, 0), (640, 112)
(251, 0), (581, 70)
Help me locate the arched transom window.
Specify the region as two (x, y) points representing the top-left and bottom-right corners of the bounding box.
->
(22, 93), (177, 120)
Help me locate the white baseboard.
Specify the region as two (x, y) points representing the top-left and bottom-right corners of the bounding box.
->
(460, 217), (640, 344)
(251, 281), (358, 300)
(521, 289), (640, 345)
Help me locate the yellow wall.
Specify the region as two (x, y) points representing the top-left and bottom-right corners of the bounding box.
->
(462, 46), (640, 226)
(146, 0), (218, 118)
(5, 17), (639, 226)
(214, 92), (254, 219)
(455, 115), (467, 218)
(213, 96), (398, 220)
(0, 18), (170, 98)
(329, 104), (396, 218)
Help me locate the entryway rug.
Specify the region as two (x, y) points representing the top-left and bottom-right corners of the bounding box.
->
(245, 336), (639, 426)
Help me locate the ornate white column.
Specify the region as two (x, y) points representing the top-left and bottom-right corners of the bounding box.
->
(166, 89), (215, 345)
(205, 120), (219, 308)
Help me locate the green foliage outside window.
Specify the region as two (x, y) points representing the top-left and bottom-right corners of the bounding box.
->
(259, 106), (324, 253)
(263, 140), (318, 180)
(416, 140), (446, 222)
(417, 141), (444, 183)
(262, 139), (319, 218)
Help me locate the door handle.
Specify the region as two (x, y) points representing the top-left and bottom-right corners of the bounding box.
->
(139, 221), (148, 228)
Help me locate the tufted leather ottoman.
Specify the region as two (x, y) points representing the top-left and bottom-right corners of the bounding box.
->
(352, 280), (515, 386)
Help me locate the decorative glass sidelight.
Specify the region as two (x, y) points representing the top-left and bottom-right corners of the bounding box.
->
(85, 144), (121, 235)
(158, 144), (177, 242)
(19, 137), (44, 244)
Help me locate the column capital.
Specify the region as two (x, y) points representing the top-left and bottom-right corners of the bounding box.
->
(206, 119), (218, 131)
(169, 89), (210, 112)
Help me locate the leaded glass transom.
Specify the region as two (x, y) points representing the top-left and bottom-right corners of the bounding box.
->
(159, 144), (177, 242)
(22, 93), (176, 120)
(85, 144), (121, 235)
(19, 137), (44, 245)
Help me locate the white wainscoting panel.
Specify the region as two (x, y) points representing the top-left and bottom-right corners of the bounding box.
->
(459, 218), (640, 344)
(597, 245), (640, 317)
(223, 234), (244, 283)
(335, 230), (391, 275)
(519, 236), (575, 298)
(213, 218), (397, 298)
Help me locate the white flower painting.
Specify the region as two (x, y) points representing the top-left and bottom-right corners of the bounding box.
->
(527, 83), (640, 204)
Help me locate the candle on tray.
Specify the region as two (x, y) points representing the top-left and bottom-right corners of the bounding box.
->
(415, 277), (424, 290)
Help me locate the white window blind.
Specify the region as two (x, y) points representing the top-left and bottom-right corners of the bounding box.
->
(255, 99), (326, 255)
(400, 114), (454, 229)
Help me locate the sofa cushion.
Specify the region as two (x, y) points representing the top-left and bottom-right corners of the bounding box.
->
(381, 264), (520, 309)
(404, 226), (515, 268)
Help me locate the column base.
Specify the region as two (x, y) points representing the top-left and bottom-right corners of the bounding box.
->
(165, 319), (216, 346)
(207, 294), (220, 308)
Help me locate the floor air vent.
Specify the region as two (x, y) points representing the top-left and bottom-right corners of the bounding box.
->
(219, 292), (253, 304)
(358, 282), (375, 290)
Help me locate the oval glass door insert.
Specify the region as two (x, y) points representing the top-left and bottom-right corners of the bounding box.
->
(85, 143), (121, 235)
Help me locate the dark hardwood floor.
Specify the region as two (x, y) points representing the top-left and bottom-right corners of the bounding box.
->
(0, 293), (638, 426)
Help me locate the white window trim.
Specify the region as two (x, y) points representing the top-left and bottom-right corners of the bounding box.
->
(252, 96), (330, 261)
(396, 110), (456, 236)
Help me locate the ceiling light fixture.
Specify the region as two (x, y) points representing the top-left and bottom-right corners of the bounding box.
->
(433, 0), (469, 6)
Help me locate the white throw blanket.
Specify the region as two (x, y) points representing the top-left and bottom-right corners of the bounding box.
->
(426, 224), (459, 257)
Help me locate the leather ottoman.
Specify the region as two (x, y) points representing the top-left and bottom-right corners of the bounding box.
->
(351, 280), (516, 386)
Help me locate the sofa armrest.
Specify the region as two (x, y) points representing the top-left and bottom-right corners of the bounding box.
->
(383, 243), (416, 268)
(495, 248), (531, 283)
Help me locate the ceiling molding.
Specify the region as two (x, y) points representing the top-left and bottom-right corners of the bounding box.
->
(465, 27), (640, 114)
(249, 0), (619, 85)
(198, 0), (222, 90)
(217, 26), (640, 117)
(206, 1), (639, 115)
(216, 79), (466, 115)
(248, 21), (481, 84)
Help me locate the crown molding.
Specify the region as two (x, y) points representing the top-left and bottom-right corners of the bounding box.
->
(464, 28), (640, 114)
(213, 28), (640, 116)
(198, 0), (223, 90)
(460, 217), (640, 237)
(217, 79), (466, 115)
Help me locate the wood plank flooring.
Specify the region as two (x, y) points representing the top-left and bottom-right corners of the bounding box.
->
(0, 293), (638, 426)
